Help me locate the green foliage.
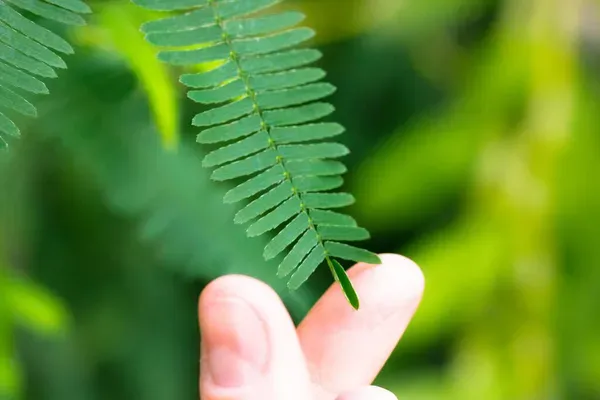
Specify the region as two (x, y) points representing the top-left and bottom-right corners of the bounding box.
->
(134, 0), (380, 307)
(29, 64), (318, 318)
(0, 267), (69, 399)
(4, 276), (68, 335)
(0, 0), (598, 398)
(0, 0), (90, 149)
(80, 2), (180, 150)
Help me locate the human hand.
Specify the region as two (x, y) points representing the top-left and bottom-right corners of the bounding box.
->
(198, 253), (425, 400)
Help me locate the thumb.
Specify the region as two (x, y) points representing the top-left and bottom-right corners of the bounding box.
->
(199, 275), (313, 400)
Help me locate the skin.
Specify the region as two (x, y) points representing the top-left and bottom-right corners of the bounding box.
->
(198, 253), (425, 400)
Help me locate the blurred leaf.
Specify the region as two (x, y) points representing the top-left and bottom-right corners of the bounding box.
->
(555, 87), (600, 397)
(284, 0), (490, 46)
(0, 271), (19, 399)
(448, 327), (505, 400)
(392, 0), (491, 41)
(283, 0), (383, 45)
(399, 214), (509, 347)
(352, 25), (530, 232)
(75, 1), (180, 150)
(382, 371), (455, 400)
(5, 277), (68, 335)
(0, 355), (20, 399)
(353, 108), (488, 232)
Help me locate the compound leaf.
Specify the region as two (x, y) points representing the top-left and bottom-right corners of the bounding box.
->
(136, 0), (376, 309)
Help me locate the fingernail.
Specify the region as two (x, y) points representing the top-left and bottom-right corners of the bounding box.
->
(200, 297), (269, 388)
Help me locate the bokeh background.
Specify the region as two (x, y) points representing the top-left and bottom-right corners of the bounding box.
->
(1, 0), (599, 398)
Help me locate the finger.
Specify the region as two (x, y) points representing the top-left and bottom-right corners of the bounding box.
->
(297, 254), (424, 399)
(336, 386), (398, 400)
(199, 275), (312, 400)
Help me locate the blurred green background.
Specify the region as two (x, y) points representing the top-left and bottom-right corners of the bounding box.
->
(1, 0), (599, 398)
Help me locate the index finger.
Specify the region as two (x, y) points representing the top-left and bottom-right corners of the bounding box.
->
(297, 254), (425, 400)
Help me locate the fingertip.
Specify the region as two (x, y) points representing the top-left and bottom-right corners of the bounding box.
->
(375, 253), (425, 300)
(345, 253), (425, 306)
(199, 274), (282, 315)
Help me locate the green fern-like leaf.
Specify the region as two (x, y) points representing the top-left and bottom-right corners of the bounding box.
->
(0, 0), (90, 149)
(134, 0), (381, 308)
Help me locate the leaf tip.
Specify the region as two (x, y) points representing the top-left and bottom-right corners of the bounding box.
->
(223, 192), (237, 204)
(246, 227), (261, 237)
(201, 156), (214, 168)
(263, 248), (276, 261)
(210, 170), (226, 181)
(286, 280), (300, 291)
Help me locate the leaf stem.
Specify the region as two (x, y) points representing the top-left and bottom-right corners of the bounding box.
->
(207, 0), (335, 274)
